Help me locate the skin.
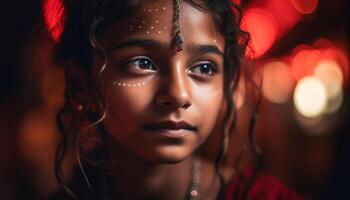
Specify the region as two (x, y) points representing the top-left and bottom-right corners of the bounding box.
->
(92, 0), (226, 199)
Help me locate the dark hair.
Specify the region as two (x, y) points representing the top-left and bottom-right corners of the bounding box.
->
(52, 0), (261, 199)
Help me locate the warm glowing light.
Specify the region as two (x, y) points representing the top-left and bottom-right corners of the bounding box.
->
(314, 59), (343, 99)
(313, 38), (336, 49)
(326, 91), (343, 114)
(291, 39), (349, 84)
(291, 0), (318, 14)
(265, 0), (302, 31)
(291, 49), (322, 80)
(294, 77), (327, 118)
(322, 48), (349, 83)
(262, 61), (294, 103)
(42, 0), (66, 42)
(313, 39), (349, 83)
(232, 0), (241, 5)
(242, 8), (279, 58)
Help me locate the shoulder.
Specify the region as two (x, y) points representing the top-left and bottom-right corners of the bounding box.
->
(225, 168), (303, 200)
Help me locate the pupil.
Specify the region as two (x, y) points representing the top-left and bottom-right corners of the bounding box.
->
(202, 64), (210, 73)
(139, 59), (151, 69)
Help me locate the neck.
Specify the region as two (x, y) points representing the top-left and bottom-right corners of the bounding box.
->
(106, 138), (193, 200)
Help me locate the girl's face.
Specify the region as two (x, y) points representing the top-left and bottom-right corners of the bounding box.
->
(97, 0), (225, 163)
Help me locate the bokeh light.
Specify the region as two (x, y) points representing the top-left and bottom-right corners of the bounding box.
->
(263, 61), (295, 103)
(294, 77), (327, 118)
(314, 59), (343, 99)
(232, 0), (241, 5)
(42, 0), (65, 42)
(242, 8), (279, 58)
(265, 0), (302, 31)
(291, 48), (322, 80)
(325, 91), (343, 114)
(290, 0), (319, 14)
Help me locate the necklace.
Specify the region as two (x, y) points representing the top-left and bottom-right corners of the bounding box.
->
(185, 156), (201, 200)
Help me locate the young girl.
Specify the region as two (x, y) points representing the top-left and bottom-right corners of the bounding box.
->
(45, 0), (301, 199)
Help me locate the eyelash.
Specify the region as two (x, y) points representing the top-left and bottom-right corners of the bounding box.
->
(122, 56), (218, 77)
(123, 56), (158, 72)
(188, 62), (218, 77)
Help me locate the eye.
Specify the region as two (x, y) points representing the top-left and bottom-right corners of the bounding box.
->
(124, 56), (157, 72)
(189, 62), (217, 77)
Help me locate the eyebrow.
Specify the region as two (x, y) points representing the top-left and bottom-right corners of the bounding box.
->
(187, 44), (224, 56)
(111, 38), (224, 56)
(111, 39), (159, 51)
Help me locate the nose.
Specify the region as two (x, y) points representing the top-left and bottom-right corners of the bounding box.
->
(155, 66), (192, 110)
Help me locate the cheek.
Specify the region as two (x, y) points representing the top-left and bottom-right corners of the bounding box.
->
(103, 85), (153, 133)
(192, 87), (224, 139)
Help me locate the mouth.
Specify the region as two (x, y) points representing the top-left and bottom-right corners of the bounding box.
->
(143, 121), (197, 138)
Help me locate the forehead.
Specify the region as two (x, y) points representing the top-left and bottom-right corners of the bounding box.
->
(100, 0), (224, 51)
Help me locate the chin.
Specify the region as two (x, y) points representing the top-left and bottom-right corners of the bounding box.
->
(145, 145), (193, 164)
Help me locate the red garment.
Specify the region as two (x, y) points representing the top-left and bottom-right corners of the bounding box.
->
(225, 169), (302, 200)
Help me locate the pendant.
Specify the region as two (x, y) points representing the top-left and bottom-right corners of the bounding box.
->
(174, 31), (184, 52)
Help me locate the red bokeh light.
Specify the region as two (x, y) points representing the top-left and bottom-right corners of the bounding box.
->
(242, 8), (279, 58)
(42, 0), (65, 42)
(232, 0), (241, 5)
(291, 48), (322, 80)
(291, 0), (319, 14)
(264, 0), (301, 33)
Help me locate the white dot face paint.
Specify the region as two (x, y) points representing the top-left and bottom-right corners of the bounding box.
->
(113, 81), (148, 88)
(110, 57), (158, 89)
(127, 6), (168, 35)
(112, 75), (156, 89)
(112, 3), (220, 91)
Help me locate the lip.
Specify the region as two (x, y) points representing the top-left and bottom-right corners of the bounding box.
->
(144, 121), (197, 138)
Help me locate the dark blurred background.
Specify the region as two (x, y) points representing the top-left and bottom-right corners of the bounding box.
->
(0, 0), (348, 199)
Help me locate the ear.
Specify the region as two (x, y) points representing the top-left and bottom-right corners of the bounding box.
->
(64, 62), (96, 115)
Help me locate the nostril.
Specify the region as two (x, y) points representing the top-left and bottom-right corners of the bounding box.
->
(154, 76), (192, 110)
(157, 98), (192, 110)
(161, 102), (172, 106)
(182, 102), (191, 109)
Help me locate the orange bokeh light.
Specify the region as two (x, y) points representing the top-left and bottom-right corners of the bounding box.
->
(242, 8), (279, 58)
(290, 39), (348, 85)
(291, 49), (322, 80)
(263, 61), (295, 103)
